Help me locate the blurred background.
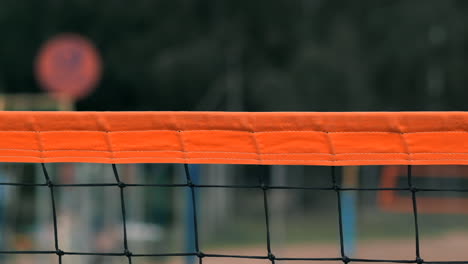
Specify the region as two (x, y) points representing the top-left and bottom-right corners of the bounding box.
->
(1, 0), (468, 264)
(1, 0), (468, 111)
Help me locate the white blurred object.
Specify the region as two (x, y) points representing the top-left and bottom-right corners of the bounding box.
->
(126, 221), (165, 242)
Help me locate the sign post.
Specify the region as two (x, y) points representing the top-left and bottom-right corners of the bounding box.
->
(35, 33), (102, 108)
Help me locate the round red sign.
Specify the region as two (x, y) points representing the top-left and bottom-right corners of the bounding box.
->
(35, 34), (102, 100)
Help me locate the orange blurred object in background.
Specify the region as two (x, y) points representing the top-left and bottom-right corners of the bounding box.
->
(35, 34), (102, 101)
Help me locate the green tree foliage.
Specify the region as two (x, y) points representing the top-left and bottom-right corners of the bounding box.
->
(0, 0), (467, 111)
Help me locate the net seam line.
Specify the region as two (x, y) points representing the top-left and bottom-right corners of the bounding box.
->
(248, 117), (264, 161)
(96, 113), (116, 160)
(326, 131), (337, 161)
(251, 131), (263, 162)
(400, 132), (411, 156)
(30, 115), (45, 159)
(176, 130), (188, 162)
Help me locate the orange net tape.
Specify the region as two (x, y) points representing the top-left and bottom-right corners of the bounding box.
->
(0, 111), (467, 165)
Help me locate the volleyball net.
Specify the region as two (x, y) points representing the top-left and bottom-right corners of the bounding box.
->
(1, 112), (468, 264)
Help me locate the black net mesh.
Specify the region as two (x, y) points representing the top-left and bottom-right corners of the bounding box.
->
(0, 163), (464, 264)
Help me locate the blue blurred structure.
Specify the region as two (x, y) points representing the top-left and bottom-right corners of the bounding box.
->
(341, 166), (359, 257)
(342, 191), (357, 256)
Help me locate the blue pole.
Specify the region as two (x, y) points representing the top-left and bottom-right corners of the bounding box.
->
(185, 164), (200, 264)
(341, 192), (356, 256)
(341, 166), (358, 257)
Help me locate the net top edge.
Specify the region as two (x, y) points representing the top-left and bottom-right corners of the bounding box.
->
(0, 111), (466, 165)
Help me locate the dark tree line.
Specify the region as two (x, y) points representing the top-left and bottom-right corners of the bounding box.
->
(0, 0), (467, 111)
